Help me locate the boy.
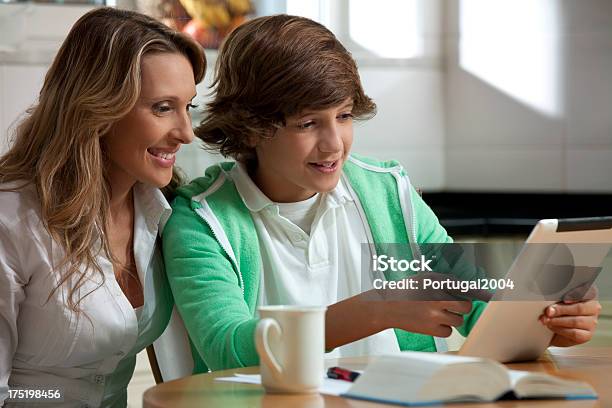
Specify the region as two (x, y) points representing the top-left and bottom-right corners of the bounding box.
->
(163, 15), (600, 372)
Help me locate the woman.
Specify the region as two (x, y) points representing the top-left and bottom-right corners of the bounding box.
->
(162, 14), (601, 372)
(0, 7), (205, 407)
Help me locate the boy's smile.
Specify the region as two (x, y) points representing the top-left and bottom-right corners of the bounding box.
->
(308, 160), (340, 174)
(253, 99), (354, 203)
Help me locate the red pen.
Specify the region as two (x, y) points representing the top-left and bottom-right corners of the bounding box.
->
(327, 366), (360, 382)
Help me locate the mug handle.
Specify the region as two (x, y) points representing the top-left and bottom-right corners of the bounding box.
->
(255, 318), (283, 380)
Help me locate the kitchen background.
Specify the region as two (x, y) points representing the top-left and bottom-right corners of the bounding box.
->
(1, 1), (611, 406)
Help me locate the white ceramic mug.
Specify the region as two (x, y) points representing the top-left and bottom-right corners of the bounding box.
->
(255, 305), (327, 394)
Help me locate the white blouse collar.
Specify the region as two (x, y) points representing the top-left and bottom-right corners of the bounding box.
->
(133, 183), (172, 235)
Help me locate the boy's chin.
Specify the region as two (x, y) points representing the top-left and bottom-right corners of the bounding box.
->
(312, 178), (341, 194)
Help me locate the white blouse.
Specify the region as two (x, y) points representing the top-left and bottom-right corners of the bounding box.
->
(0, 182), (173, 407)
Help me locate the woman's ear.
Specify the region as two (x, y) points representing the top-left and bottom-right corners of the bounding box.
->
(101, 120), (118, 140)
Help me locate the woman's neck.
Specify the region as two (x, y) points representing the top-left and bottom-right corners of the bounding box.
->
(108, 173), (136, 216)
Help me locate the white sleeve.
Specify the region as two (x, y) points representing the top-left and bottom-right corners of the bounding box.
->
(0, 220), (27, 406)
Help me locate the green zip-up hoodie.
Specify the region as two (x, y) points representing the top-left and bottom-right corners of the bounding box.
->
(162, 154), (486, 372)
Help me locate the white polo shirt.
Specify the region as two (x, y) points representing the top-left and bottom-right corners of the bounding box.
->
(230, 164), (400, 358)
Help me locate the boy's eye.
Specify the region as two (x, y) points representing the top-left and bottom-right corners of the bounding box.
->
(339, 112), (354, 121)
(297, 120), (315, 130)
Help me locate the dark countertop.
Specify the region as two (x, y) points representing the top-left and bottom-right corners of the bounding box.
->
(422, 192), (612, 236)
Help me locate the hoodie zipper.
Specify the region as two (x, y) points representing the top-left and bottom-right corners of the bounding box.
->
(192, 171), (245, 296)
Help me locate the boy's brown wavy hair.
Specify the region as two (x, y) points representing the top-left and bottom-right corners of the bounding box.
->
(197, 14), (376, 163)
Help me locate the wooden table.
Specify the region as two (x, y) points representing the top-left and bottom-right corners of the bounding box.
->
(143, 347), (612, 407)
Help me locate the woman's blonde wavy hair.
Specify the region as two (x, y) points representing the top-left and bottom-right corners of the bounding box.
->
(0, 7), (205, 312)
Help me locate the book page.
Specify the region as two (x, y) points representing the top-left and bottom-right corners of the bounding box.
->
(508, 369), (531, 386)
(346, 352), (508, 404)
(508, 369), (597, 399)
(398, 351), (486, 365)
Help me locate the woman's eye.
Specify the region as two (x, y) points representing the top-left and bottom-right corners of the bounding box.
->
(187, 103), (199, 112)
(153, 103), (172, 114)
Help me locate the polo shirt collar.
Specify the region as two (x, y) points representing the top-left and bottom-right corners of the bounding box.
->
(230, 162), (354, 213)
(230, 163), (274, 212)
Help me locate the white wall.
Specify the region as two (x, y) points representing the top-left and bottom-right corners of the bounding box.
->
(0, 0), (448, 191)
(0, 65), (47, 154)
(0, 4), (95, 154)
(349, 0), (446, 190)
(178, 0), (448, 189)
(355, 66), (446, 190)
(3, 1), (611, 193)
(444, 0), (612, 192)
(564, 1), (612, 192)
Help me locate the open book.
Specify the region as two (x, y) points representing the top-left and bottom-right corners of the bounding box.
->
(345, 352), (597, 406)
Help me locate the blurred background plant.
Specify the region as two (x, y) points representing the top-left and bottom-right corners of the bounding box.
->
(136, 0), (252, 48)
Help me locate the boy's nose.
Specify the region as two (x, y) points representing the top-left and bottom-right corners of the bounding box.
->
(318, 124), (344, 153)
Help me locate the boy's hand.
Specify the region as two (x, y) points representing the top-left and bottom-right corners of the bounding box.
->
(368, 272), (493, 338)
(541, 286), (601, 347)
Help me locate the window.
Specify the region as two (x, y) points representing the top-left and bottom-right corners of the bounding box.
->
(281, 0), (422, 60)
(348, 0), (421, 59)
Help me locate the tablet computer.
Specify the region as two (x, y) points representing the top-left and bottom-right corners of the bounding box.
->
(458, 217), (612, 363)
